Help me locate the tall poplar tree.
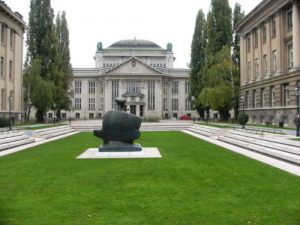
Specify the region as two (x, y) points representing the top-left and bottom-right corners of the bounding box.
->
(190, 10), (206, 115)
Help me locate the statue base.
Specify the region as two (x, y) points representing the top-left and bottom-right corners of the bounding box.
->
(99, 141), (142, 152)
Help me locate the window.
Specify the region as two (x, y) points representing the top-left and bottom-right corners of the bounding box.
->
(262, 55), (268, 77)
(288, 44), (294, 68)
(1, 89), (5, 110)
(283, 84), (290, 106)
(9, 29), (14, 49)
(272, 50), (277, 73)
(254, 30), (258, 48)
(172, 99), (178, 110)
(172, 81), (178, 96)
(185, 82), (190, 95)
(127, 81), (141, 92)
(74, 98), (81, 110)
(1, 24), (6, 44)
(75, 81), (81, 94)
(99, 81), (104, 94)
(88, 98), (95, 110)
(270, 86), (275, 107)
(253, 90), (256, 108)
(148, 81), (155, 110)
(88, 81), (95, 94)
(99, 98), (104, 110)
(185, 98), (191, 110)
(112, 81), (119, 109)
(75, 113), (80, 119)
(246, 36), (251, 52)
(271, 17), (276, 38)
(262, 25), (267, 44)
(9, 90), (14, 110)
(0, 57), (4, 78)
(287, 10), (293, 31)
(9, 60), (13, 80)
(254, 59), (259, 79)
(89, 113), (94, 119)
(245, 92), (249, 108)
(163, 81), (168, 96)
(247, 62), (251, 82)
(163, 98), (168, 110)
(48, 113), (53, 119)
(261, 88), (265, 107)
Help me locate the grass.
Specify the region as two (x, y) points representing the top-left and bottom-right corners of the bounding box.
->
(0, 132), (300, 225)
(21, 123), (67, 130)
(197, 122), (233, 128)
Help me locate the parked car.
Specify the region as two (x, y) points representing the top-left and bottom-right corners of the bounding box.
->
(180, 115), (192, 120)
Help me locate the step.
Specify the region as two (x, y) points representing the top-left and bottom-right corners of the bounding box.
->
(0, 132), (24, 140)
(0, 135), (30, 145)
(43, 129), (74, 139)
(0, 138), (35, 152)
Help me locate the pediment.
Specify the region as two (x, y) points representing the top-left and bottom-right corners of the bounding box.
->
(105, 57), (162, 75)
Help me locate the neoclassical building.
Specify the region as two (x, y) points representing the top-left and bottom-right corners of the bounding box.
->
(0, 1), (26, 122)
(237, 0), (300, 127)
(64, 39), (194, 120)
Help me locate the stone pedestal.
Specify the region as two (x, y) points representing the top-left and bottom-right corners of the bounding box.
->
(99, 141), (142, 152)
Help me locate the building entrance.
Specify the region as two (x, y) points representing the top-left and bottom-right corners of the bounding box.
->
(130, 105), (136, 115)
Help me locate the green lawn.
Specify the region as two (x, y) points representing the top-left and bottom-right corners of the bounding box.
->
(0, 132), (300, 225)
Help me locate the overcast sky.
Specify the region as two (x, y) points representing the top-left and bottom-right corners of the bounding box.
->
(5, 0), (261, 68)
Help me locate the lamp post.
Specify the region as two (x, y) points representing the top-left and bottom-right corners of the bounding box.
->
(240, 96), (245, 129)
(8, 95), (13, 131)
(295, 87), (300, 137)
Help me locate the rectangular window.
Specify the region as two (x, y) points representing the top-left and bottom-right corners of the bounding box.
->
(127, 81), (141, 92)
(287, 10), (293, 31)
(75, 81), (81, 94)
(254, 59), (259, 79)
(75, 113), (80, 119)
(262, 25), (267, 44)
(9, 90), (14, 110)
(247, 62), (251, 82)
(9, 60), (13, 80)
(163, 98), (168, 110)
(1, 24), (6, 44)
(288, 44), (294, 68)
(163, 81), (168, 96)
(172, 98), (178, 111)
(112, 81), (119, 109)
(99, 98), (104, 110)
(262, 55), (268, 77)
(88, 98), (95, 110)
(0, 57), (4, 78)
(172, 81), (178, 96)
(88, 81), (95, 94)
(245, 92), (249, 108)
(0, 89), (5, 110)
(271, 17), (276, 38)
(270, 86), (275, 107)
(261, 88), (265, 107)
(254, 31), (258, 48)
(283, 84), (290, 106)
(246, 36), (251, 52)
(185, 98), (191, 110)
(148, 81), (155, 110)
(74, 98), (81, 110)
(185, 82), (190, 95)
(99, 81), (104, 94)
(272, 50), (277, 73)
(253, 90), (256, 108)
(9, 29), (14, 49)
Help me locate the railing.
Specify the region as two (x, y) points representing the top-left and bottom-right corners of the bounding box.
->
(0, 127), (20, 135)
(233, 126), (284, 135)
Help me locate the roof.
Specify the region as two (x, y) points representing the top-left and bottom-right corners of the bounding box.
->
(108, 39), (163, 49)
(0, 1), (26, 27)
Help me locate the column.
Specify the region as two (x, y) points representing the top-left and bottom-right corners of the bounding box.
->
(136, 104), (140, 117)
(293, 1), (300, 69)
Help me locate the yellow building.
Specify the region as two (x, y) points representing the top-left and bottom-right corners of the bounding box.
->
(0, 1), (26, 123)
(237, 0), (300, 127)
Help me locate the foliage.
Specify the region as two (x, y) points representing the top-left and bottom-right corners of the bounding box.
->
(1, 132), (300, 224)
(237, 113), (249, 126)
(0, 117), (9, 128)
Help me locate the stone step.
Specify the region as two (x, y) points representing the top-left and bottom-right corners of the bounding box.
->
(0, 132), (24, 140)
(0, 135), (30, 145)
(0, 138), (35, 152)
(42, 128), (74, 139)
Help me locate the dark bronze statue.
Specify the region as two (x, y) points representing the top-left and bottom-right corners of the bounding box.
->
(94, 97), (142, 151)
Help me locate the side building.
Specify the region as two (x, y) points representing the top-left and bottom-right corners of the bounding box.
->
(0, 1), (26, 122)
(59, 39), (194, 120)
(237, 0), (300, 127)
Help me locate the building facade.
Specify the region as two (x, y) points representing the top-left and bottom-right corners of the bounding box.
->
(57, 39), (194, 120)
(237, 0), (300, 127)
(0, 1), (26, 122)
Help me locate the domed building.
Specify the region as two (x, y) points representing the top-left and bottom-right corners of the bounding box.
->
(64, 39), (194, 120)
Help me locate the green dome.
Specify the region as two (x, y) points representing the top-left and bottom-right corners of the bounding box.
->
(108, 39), (162, 49)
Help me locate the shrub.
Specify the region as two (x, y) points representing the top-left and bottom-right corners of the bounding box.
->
(0, 117), (9, 128)
(237, 113), (249, 126)
(142, 117), (160, 122)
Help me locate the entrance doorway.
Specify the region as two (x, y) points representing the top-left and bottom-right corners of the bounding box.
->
(140, 105), (144, 117)
(130, 105), (136, 115)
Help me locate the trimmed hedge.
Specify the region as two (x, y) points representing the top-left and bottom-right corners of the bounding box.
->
(0, 117), (9, 128)
(237, 113), (249, 126)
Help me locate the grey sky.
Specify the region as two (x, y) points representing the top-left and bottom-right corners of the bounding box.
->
(5, 0), (262, 68)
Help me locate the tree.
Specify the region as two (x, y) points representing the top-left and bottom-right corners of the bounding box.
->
(190, 10), (206, 99)
(232, 3), (245, 120)
(54, 11), (73, 120)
